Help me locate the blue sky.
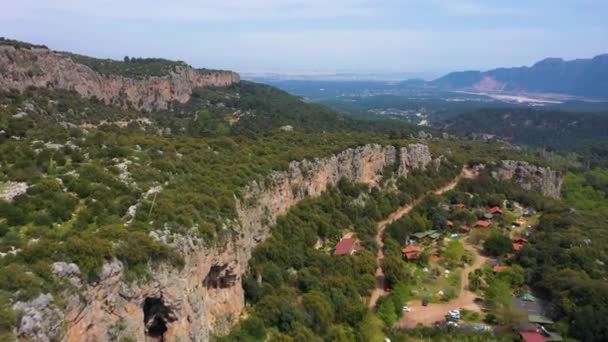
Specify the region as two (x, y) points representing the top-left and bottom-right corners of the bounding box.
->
(1, 0), (607, 78)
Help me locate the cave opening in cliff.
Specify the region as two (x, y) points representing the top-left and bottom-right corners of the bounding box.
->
(204, 264), (238, 289)
(143, 297), (172, 341)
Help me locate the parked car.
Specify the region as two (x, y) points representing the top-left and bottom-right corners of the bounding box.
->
(448, 309), (461, 316)
(447, 309), (461, 321)
(422, 298), (429, 306)
(402, 306), (412, 312)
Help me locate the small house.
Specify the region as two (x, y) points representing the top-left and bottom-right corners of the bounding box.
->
(493, 265), (508, 273)
(487, 206), (503, 216)
(402, 245), (423, 261)
(513, 237), (529, 244)
(475, 220), (492, 228)
(513, 237), (528, 251)
(460, 225), (471, 233)
(521, 293), (538, 302)
(520, 332), (547, 342)
(412, 230), (440, 241)
(447, 220), (454, 227)
(334, 238), (361, 256)
(528, 315), (554, 325)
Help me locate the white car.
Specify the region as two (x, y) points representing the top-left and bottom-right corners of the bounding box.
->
(402, 306), (412, 312)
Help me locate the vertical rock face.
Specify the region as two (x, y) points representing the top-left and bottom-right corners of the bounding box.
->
(237, 144), (398, 242)
(492, 160), (563, 199)
(22, 144), (433, 342)
(0, 46), (240, 111)
(397, 143), (433, 177)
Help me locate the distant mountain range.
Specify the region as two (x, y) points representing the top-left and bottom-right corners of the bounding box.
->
(432, 54), (608, 99)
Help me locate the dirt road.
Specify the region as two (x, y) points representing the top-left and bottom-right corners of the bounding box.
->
(368, 167), (476, 309)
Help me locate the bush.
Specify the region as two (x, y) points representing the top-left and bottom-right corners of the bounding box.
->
(483, 232), (513, 256)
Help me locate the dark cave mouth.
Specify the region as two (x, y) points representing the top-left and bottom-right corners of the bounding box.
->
(143, 297), (173, 339)
(203, 264), (238, 289)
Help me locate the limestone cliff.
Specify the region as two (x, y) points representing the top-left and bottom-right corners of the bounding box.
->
(0, 46), (239, 111)
(492, 160), (563, 199)
(397, 143), (433, 176)
(15, 144), (434, 342)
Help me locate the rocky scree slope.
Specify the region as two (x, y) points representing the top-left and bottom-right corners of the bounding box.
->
(14, 143), (439, 342)
(0, 44), (240, 111)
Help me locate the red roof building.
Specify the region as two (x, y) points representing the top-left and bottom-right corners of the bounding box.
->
(402, 245), (423, 261)
(447, 220), (454, 227)
(475, 220), (492, 228)
(513, 243), (524, 251)
(334, 238), (360, 256)
(493, 265), (508, 273)
(513, 237), (529, 244)
(487, 206), (503, 215)
(520, 331), (547, 342)
(460, 225), (471, 233)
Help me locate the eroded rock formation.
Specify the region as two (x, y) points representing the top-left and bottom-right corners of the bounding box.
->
(0, 46), (239, 111)
(492, 160), (563, 199)
(14, 144), (435, 342)
(397, 143), (433, 176)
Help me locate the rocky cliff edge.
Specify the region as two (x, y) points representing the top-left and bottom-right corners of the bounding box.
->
(0, 46), (240, 111)
(492, 160), (563, 199)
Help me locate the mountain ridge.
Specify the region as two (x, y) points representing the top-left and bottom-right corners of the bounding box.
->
(432, 53), (608, 99)
(0, 38), (240, 112)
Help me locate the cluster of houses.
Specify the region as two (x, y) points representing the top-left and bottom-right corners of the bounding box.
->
(474, 206), (503, 228)
(396, 204), (524, 263)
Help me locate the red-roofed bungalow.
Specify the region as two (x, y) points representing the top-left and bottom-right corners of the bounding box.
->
(513, 237), (529, 244)
(447, 220), (454, 227)
(402, 245), (423, 261)
(460, 225), (471, 233)
(487, 206), (503, 215)
(475, 220), (492, 228)
(519, 331), (547, 342)
(334, 238), (360, 256)
(513, 243), (524, 251)
(493, 265), (508, 273)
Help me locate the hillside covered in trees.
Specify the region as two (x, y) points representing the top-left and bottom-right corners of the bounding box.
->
(0, 39), (607, 342)
(440, 108), (608, 150)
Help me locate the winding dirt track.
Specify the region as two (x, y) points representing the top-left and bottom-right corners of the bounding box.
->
(368, 167), (477, 309)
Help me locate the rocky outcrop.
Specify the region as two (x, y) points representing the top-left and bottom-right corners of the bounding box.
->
(0, 46), (239, 111)
(397, 144), (433, 176)
(13, 294), (65, 342)
(0, 181), (28, 202)
(24, 144), (434, 342)
(237, 144), (398, 243)
(492, 160), (563, 199)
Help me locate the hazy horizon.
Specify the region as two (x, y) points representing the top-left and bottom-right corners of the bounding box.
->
(2, 1), (607, 77)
